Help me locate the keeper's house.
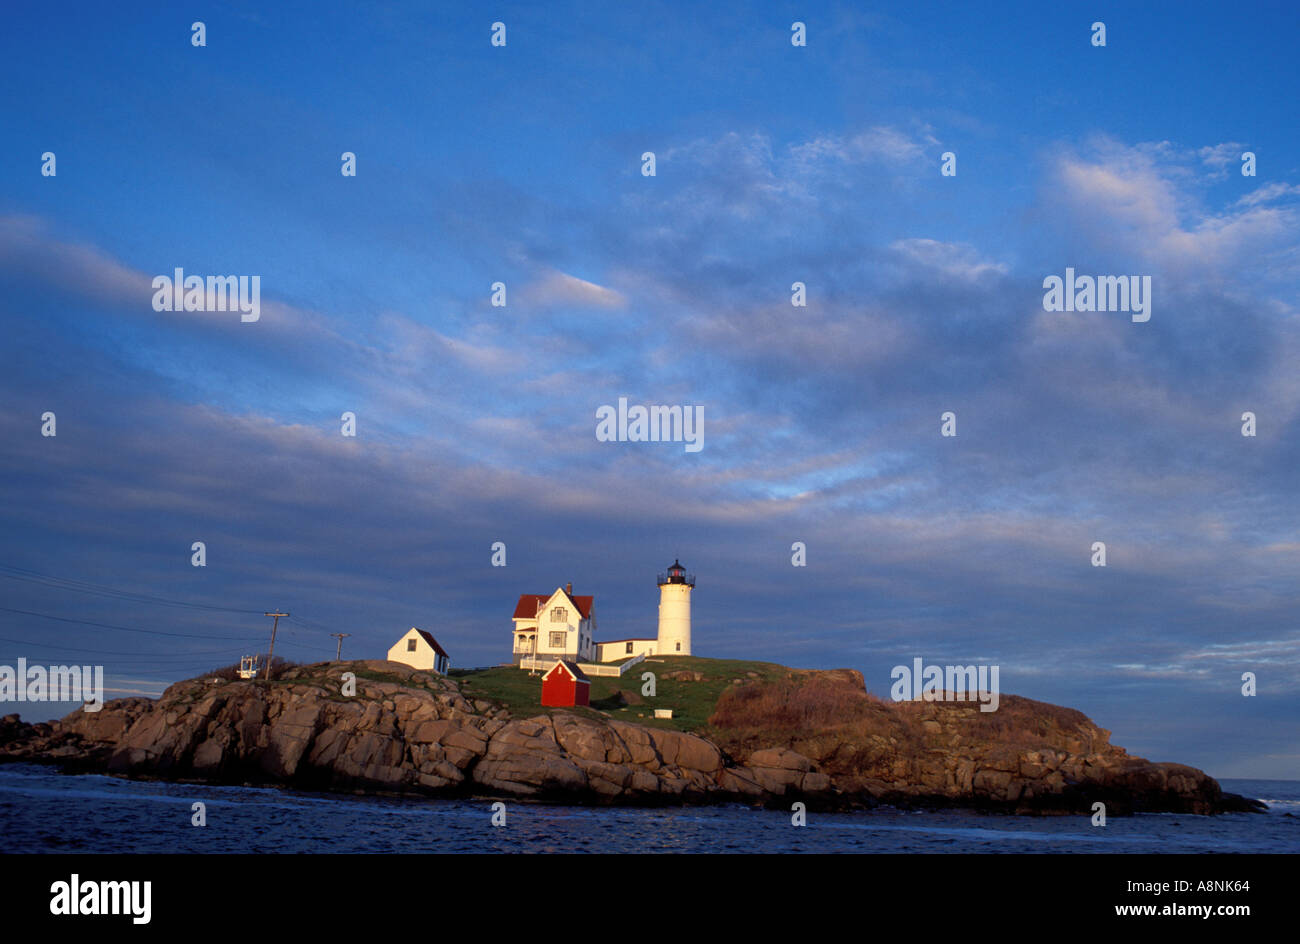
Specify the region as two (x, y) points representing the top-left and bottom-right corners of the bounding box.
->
(511, 583), (596, 666)
(388, 628), (451, 674)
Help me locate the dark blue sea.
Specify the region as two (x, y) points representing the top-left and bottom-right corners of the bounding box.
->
(1, 763), (1296, 853)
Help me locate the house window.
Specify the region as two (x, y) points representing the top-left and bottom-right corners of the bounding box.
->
(551, 607), (567, 622)
(676, 642), (681, 652)
(626, 642), (634, 654)
(549, 631), (566, 648)
(407, 638), (417, 652)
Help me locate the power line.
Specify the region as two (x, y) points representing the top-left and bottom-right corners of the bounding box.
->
(283, 616), (355, 654)
(0, 564), (348, 657)
(0, 604), (263, 641)
(262, 619), (339, 654)
(279, 621), (331, 639)
(0, 564), (264, 614)
(0, 636), (249, 658)
(287, 614), (340, 634)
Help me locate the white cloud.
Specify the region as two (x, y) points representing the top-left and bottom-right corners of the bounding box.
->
(1052, 142), (1300, 276)
(791, 125), (936, 169)
(1233, 181), (1300, 208)
(523, 269), (626, 310)
(1197, 142), (1245, 176)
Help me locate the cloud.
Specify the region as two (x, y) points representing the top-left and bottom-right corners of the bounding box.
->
(522, 269), (626, 310)
(687, 299), (910, 372)
(1233, 181), (1300, 208)
(4, 124), (1300, 776)
(1108, 635), (1300, 685)
(0, 214), (155, 306)
(1197, 142), (1246, 176)
(790, 124), (938, 169)
(888, 238), (1008, 282)
(1049, 139), (1300, 277)
(0, 214), (324, 336)
(653, 124), (937, 223)
(374, 312), (518, 375)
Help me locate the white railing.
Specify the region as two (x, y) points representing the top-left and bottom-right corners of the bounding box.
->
(575, 653), (648, 677)
(517, 652), (647, 677)
(616, 653), (647, 675)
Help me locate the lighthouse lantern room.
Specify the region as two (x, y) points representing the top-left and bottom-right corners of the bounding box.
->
(656, 559), (694, 655)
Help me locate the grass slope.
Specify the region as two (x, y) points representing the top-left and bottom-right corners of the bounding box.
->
(452, 656), (790, 733)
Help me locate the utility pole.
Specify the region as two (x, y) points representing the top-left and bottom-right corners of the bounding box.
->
(330, 633), (351, 661)
(264, 611), (288, 681)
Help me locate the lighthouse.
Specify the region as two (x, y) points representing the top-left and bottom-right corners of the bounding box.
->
(656, 559), (694, 655)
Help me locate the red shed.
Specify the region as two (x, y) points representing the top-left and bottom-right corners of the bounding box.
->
(541, 660), (590, 707)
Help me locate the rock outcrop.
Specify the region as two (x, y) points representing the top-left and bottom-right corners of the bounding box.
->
(708, 675), (1264, 815)
(0, 660), (1262, 815)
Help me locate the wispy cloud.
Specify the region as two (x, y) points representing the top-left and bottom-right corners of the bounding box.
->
(522, 269), (626, 310)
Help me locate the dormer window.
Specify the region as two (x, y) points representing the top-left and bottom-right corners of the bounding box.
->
(551, 607), (567, 622)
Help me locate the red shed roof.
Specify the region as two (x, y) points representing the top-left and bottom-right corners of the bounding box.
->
(542, 660), (590, 683)
(512, 590), (593, 620)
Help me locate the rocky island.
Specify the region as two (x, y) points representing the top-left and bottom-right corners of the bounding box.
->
(0, 658), (1264, 815)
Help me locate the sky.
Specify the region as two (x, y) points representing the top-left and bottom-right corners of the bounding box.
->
(1, 1), (1298, 779)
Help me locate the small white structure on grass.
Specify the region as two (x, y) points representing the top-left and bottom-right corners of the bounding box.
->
(387, 628), (451, 674)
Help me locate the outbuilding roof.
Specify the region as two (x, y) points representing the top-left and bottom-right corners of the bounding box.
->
(542, 660), (590, 683)
(410, 628), (449, 658)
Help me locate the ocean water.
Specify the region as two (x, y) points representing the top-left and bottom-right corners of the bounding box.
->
(0, 763), (1296, 853)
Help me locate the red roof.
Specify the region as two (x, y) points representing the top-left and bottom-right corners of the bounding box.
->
(412, 629), (449, 658)
(542, 660), (590, 683)
(599, 638), (656, 644)
(512, 590), (593, 620)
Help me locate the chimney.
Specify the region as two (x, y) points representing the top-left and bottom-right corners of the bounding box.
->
(565, 582), (573, 595)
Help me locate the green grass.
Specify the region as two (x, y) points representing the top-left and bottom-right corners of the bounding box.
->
(184, 657), (799, 735)
(452, 656), (790, 733)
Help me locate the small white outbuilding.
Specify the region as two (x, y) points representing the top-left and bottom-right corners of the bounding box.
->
(387, 627), (451, 674)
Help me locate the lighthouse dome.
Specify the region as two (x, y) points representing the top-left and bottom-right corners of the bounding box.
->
(657, 559), (695, 586)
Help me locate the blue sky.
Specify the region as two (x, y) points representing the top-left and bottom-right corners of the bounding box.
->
(2, 1), (1298, 779)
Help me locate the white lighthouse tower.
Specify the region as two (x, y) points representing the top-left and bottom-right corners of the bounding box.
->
(656, 559), (694, 656)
